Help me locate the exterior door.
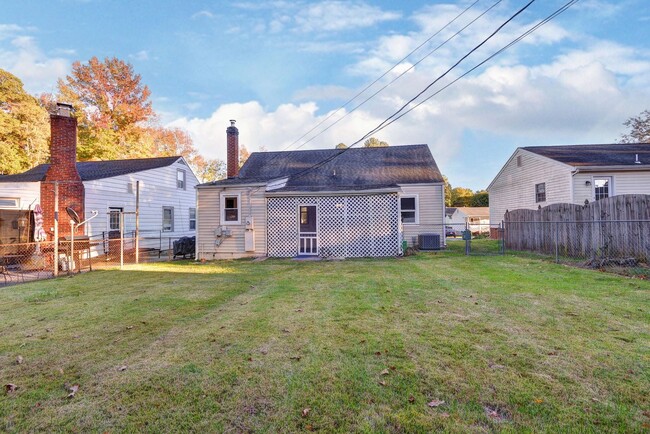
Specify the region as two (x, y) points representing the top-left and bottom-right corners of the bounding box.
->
(298, 205), (318, 255)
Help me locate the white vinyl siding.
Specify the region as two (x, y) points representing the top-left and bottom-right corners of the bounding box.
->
(572, 171), (650, 204)
(0, 182), (40, 210)
(488, 149), (573, 225)
(82, 159), (198, 239)
(399, 184), (445, 247)
(196, 186), (267, 260)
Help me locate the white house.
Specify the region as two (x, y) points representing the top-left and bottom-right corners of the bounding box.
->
(0, 103), (198, 248)
(447, 207), (490, 233)
(487, 143), (650, 225)
(195, 122), (446, 260)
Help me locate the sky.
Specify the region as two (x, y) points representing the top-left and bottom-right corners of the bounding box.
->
(2, 0), (650, 190)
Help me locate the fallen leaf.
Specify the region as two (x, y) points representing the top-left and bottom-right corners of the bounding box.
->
(290, 356), (301, 361)
(247, 357), (253, 362)
(359, 339), (366, 343)
(295, 309), (303, 312)
(378, 380), (387, 386)
(46, 328), (52, 333)
(5, 384), (18, 394)
(26, 333), (33, 337)
(58, 368), (64, 375)
(428, 400), (445, 407)
(118, 365), (127, 372)
(282, 328), (290, 333)
(16, 355), (23, 365)
(488, 363), (505, 369)
(547, 351), (558, 356)
(301, 408), (310, 418)
(374, 351), (382, 356)
(66, 384), (79, 399)
(440, 412), (450, 418)
(260, 349), (268, 355)
(534, 398), (543, 404)
(380, 369), (390, 376)
(306, 424), (314, 431)
(389, 366), (396, 370)
(408, 396), (415, 403)
(126, 326), (134, 330)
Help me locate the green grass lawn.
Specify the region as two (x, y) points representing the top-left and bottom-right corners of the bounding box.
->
(1, 249), (649, 432)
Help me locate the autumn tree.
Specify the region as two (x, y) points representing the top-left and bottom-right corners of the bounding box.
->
(442, 175), (453, 207)
(335, 142), (347, 149)
(620, 109), (650, 143)
(0, 69), (50, 174)
(193, 156), (226, 183)
(363, 137), (389, 148)
(450, 187), (474, 207)
(239, 145), (250, 168)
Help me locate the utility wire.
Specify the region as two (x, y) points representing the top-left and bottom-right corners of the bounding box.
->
(282, 0), (483, 152)
(291, 0), (504, 152)
(288, 0), (578, 183)
(358, 0), (580, 142)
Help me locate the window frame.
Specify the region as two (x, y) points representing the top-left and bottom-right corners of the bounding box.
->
(593, 176), (613, 201)
(108, 207), (123, 231)
(220, 193), (241, 225)
(0, 197), (19, 209)
(535, 183), (546, 203)
(399, 195), (419, 225)
(189, 207), (196, 230)
(162, 206), (174, 232)
(176, 169), (186, 190)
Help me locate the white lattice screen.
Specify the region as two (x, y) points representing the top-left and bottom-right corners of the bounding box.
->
(267, 194), (401, 257)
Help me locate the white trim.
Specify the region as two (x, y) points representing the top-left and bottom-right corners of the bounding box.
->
(297, 203), (318, 255)
(220, 192), (241, 225)
(399, 194), (419, 225)
(592, 175), (614, 201)
(0, 197), (20, 209)
(265, 187), (401, 197)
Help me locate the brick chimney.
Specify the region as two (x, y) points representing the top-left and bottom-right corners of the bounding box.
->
(226, 120), (239, 178)
(40, 103), (85, 238)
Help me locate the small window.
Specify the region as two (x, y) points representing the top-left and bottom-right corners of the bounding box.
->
(0, 198), (19, 209)
(177, 169), (186, 190)
(594, 177), (611, 201)
(162, 206), (174, 232)
(109, 207), (123, 231)
(189, 207), (196, 230)
(535, 183), (546, 203)
(224, 197), (238, 221)
(400, 196), (417, 224)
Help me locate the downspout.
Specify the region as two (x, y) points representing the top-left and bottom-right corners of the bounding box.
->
(570, 167), (580, 204)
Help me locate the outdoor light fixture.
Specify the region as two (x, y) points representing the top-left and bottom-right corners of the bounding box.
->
(585, 180), (592, 187)
(17, 216), (27, 228)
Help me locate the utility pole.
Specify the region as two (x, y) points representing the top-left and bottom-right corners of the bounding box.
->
(135, 181), (140, 264)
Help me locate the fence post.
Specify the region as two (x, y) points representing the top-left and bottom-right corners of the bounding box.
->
(135, 180), (140, 264)
(120, 212), (124, 270)
(53, 181), (59, 277)
(555, 221), (559, 263)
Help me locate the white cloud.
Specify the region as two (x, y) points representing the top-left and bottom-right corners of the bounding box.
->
(294, 1), (400, 32)
(0, 36), (70, 94)
(129, 50), (150, 61)
(191, 10), (215, 19)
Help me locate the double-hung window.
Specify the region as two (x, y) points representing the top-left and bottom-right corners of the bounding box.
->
(108, 207), (123, 231)
(162, 206), (174, 232)
(220, 193), (240, 225)
(400, 196), (418, 224)
(177, 169), (186, 190)
(189, 207), (196, 230)
(535, 183), (546, 203)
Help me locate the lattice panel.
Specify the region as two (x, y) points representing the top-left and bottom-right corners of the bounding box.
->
(267, 194), (400, 258)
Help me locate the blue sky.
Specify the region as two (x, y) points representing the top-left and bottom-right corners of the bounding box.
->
(2, 0), (650, 190)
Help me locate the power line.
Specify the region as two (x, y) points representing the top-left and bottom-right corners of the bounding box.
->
(281, 0), (484, 152)
(290, 0), (505, 152)
(288, 0), (578, 183)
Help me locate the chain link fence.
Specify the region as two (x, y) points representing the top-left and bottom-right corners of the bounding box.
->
(0, 233), (195, 287)
(503, 220), (650, 272)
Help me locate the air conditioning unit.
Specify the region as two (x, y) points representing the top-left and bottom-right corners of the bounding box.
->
(418, 233), (441, 250)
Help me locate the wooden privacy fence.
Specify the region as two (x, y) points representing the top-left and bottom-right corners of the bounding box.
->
(504, 195), (650, 263)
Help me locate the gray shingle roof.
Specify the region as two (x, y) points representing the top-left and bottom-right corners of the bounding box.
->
(523, 143), (650, 167)
(202, 145), (443, 191)
(0, 156), (182, 183)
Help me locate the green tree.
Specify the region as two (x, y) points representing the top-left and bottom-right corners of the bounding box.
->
(0, 69), (50, 174)
(450, 187), (474, 207)
(363, 137), (389, 148)
(620, 109), (650, 143)
(470, 191), (489, 207)
(442, 175), (453, 207)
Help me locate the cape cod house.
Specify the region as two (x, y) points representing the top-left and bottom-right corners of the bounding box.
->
(196, 122), (446, 259)
(0, 103), (198, 245)
(487, 143), (650, 225)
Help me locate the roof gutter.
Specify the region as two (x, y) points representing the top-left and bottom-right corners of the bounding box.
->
(195, 182), (266, 190)
(265, 187), (402, 197)
(571, 165), (650, 176)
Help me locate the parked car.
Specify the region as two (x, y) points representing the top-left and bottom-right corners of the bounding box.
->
(445, 226), (457, 237)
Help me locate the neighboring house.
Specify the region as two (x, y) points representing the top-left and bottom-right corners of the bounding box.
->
(445, 207), (456, 225)
(196, 122), (445, 259)
(448, 207), (490, 233)
(487, 143), (650, 225)
(0, 103), (198, 245)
